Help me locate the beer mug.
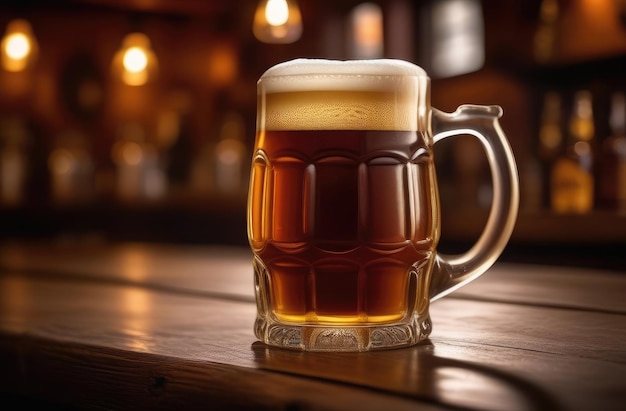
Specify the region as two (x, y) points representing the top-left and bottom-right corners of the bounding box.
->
(248, 59), (519, 351)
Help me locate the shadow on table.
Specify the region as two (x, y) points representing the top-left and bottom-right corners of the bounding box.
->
(251, 341), (565, 411)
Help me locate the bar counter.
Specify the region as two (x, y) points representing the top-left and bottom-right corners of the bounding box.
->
(0, 240), (624, 410)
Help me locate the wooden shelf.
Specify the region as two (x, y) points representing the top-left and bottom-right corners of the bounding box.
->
(441, 209), (626, 245)
(440, 209), (626, 271)
(1, 202), (624, 270)
(0, 196), (248, 246)
(2, 201), (625, 245)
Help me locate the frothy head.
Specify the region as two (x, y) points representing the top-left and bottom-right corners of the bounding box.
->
(258, 59), (430, 132)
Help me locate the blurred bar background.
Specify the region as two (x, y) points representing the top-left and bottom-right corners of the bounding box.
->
(0, 0), (625, 269)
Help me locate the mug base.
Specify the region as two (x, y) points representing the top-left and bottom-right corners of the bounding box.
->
(254, 314), (432, 352)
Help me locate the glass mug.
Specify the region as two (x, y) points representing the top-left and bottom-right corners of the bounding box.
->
(248, 59), (519, 351)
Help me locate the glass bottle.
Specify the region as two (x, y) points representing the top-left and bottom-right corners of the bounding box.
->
(0, 117), (29, 206)
(550, 90), (596, 213)
(599, 92), (626, 211)
(48, 129), (94, 206)
(214, 111), (246, 197)
(534, 0), (560, 63)
(535, 92), (563, 208)
(539, 92), (563, 163)
(112, 122), (165, 202)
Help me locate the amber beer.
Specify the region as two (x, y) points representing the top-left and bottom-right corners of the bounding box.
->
(250, 128), (437, 320)
(249, 60), (438, 335)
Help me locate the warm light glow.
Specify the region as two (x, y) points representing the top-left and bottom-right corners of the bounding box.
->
(5, 33), (30, 60)
(1, 19), (38, 72)
(570, 91), (594, 141)
(49, 149), (74, 175)
(253, 0), (302, 44)
(208, 43), (238, 86)
(217, 140), (242, 165)
(120, 247), (151, 282)
(266, 0), (289, 26)
(112, 32), (158, 86)
(121, 288), (153, 352)
(574, 141), (591, 157)
(349, 3), (384, 59)
(430, 0), (484, 78)
(121, 142), (143, 166)
(123, 47), (148, 73)
(112, 140), (144, 166)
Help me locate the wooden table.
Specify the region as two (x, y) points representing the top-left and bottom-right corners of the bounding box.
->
(0, 241), (624, 410)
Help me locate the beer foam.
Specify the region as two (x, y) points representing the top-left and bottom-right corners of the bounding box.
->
(260, 59), (427, 91)
(258, 59), (429, 131)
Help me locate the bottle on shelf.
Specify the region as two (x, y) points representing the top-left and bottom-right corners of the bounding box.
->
(550, 90), (596, 214)
(213, 111), (247, 197)
(533, 0), (560, 63)
(598, 91), (626, 212)
(48, 129), (94, 206)
(533, 91), (563, 209)
(538, 92), (564, 164)
(190, 110), (247, 199)
(0, 116), (29, 207)
(111, 122), (165, 203)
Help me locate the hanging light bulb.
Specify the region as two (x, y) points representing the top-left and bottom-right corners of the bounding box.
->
(1, 19), (38, 72)
(253, 0), (303, 44)
(349, 3), (384, 59)
(112, 32), (158, 86)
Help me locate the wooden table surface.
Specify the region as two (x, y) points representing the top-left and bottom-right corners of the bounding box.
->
(0, 240), (624, 410)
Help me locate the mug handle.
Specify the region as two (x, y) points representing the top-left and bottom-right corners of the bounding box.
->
(429, 104), (519, 301)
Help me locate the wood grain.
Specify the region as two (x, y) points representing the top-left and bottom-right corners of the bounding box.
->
(1, 241), (625, 410)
